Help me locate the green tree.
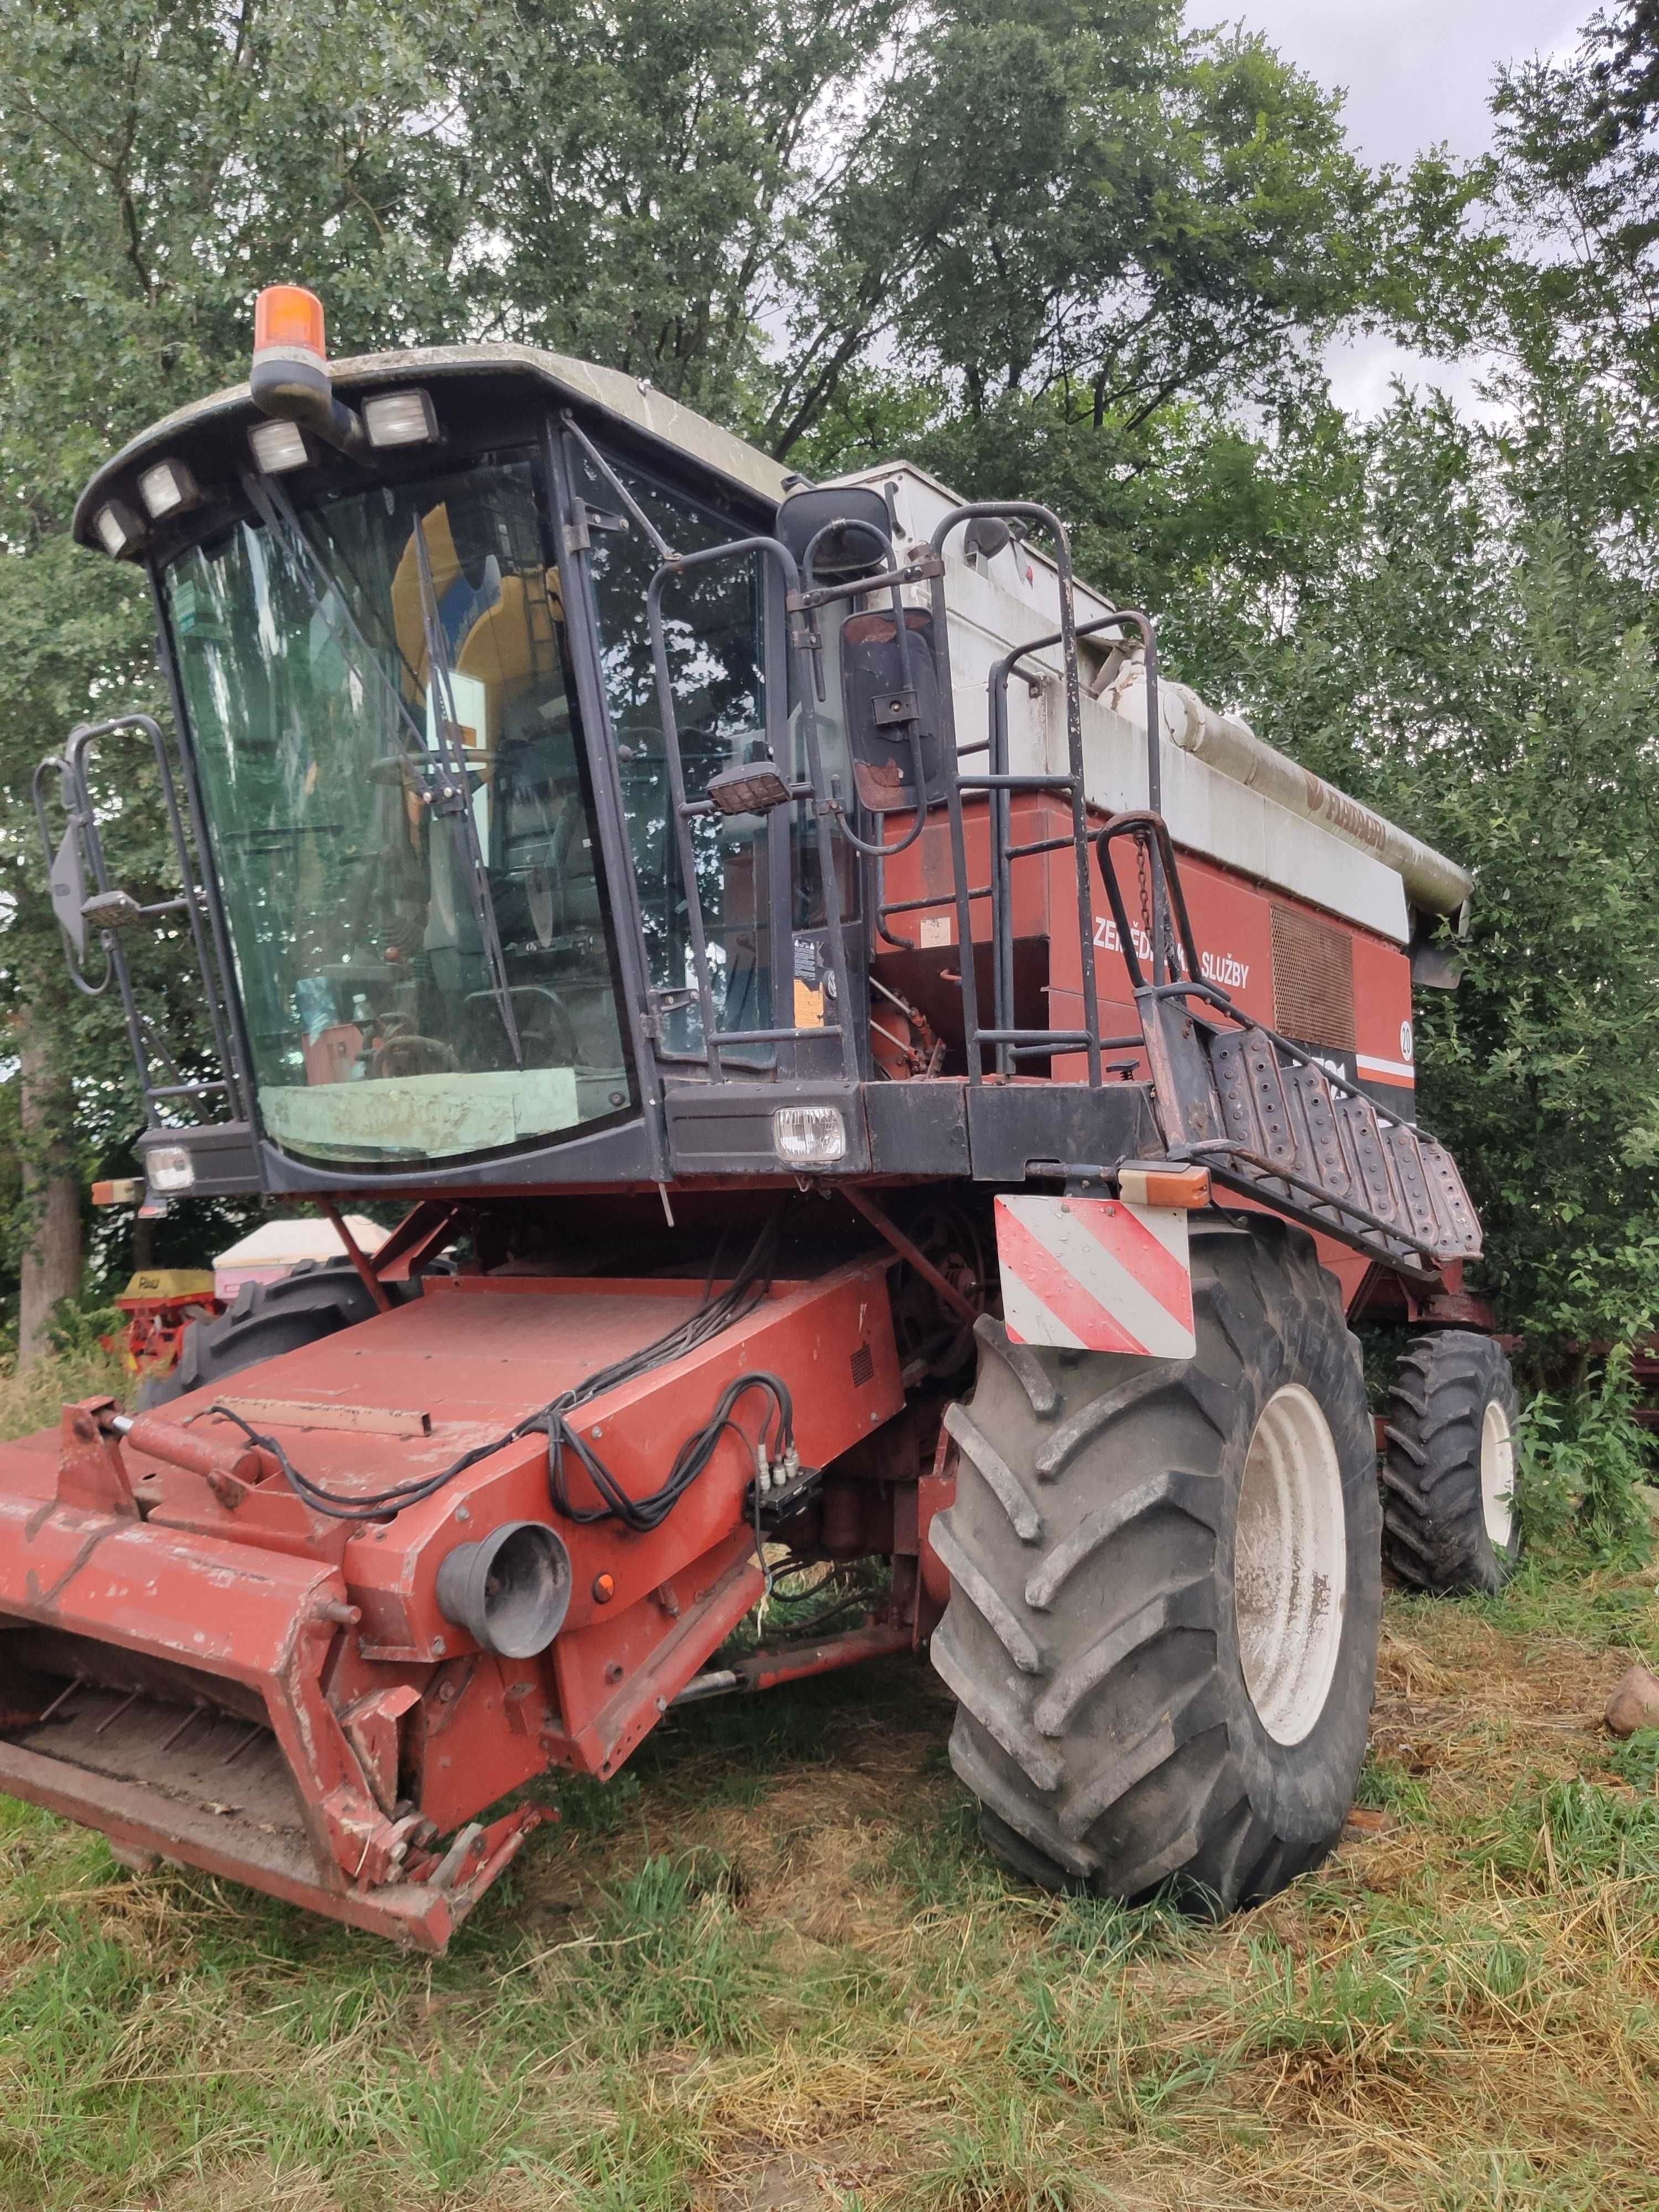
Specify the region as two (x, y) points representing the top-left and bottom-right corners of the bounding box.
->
(1232, 379), (1659, 1368)
(1490, 2), (1659, 430)
(1216, 1), (1659, 1367)
(0, 0), (474, 1351)
(467, 0), (1387, 453)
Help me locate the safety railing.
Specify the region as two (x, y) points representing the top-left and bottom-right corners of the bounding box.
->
(639, 493), (1175, 1093)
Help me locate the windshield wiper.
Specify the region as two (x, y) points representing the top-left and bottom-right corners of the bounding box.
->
(241, 471), (431, 767)
(411, 510), (524, 1069)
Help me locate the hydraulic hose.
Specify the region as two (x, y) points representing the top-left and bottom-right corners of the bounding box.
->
(204, 1214), (786, 1527)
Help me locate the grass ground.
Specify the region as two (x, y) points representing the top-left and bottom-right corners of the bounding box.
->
(1, 1359), (1657, 2209)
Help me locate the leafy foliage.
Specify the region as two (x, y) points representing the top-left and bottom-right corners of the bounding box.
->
(1224, 379), (1659, 1365)
(1609, 1726), (1659, 1792)
(1514, 1349), (1655, 1555)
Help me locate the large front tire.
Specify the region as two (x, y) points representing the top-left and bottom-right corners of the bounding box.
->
(928, 1214), (1381, 1912)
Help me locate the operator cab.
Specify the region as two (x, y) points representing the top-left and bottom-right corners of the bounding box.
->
(169, 452), (619, 1162)
(72, 292), (842, 1185)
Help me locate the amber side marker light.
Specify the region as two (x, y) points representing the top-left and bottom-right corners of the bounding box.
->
(1117, 1163), (1211, 1209)
(91, 1179), (143, 1207)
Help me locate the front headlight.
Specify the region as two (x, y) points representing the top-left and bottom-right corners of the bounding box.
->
(145, 1145), (196, 1194)
(773, 1106), (847, 1165)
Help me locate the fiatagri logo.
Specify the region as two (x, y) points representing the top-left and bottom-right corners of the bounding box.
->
(1302, 769), (1389, 857)
(1093, 915), (1249, 992)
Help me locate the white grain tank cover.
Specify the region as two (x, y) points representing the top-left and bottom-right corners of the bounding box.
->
(823, 460), (1472, 936)
(1101, 658), (1472, 919)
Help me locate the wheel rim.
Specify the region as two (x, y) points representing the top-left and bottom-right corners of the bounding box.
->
(1480, 1398), (1515, 1552)
(1234, 1384), (1347, 1746)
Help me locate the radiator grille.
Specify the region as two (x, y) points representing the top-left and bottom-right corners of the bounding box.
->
(1271, 904), (1355, 1050)
(850, 1344), (875, 1388)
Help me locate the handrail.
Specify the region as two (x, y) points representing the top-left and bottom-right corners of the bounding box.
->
(644, 535), (862, 1086)
(927, 502), (1102, 1084)
(632, 494), (1180, 1100)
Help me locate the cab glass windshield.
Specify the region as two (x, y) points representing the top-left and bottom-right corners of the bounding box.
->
(164, 454), (630, 1165)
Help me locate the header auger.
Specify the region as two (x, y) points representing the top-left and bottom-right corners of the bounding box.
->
(1, 288), (1517, 1946)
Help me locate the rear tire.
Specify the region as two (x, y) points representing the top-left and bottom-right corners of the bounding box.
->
(135, 1258), (383, 1409)
(928, 1213), (1381, 1912)
(1382, 1331), (1521, 1595)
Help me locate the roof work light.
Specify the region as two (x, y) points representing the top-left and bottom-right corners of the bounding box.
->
(248, 419), (312, 474)
(363, 388), (440, 448)
(93, 499), (145, 559)
(137, 458), (201, 520)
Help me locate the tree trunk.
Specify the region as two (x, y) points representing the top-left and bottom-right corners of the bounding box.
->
(17, 1026), (82, 1364)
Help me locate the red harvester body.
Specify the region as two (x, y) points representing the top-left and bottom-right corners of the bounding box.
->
(0, 294), (1498, 1944)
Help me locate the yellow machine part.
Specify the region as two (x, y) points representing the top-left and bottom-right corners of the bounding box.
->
(114, 1270), (217, 1309)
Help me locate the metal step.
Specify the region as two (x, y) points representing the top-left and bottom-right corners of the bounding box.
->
(1203, 1025), (1480, 1272)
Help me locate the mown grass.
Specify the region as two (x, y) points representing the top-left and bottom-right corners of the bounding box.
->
(1, 1353), (1657, 2208)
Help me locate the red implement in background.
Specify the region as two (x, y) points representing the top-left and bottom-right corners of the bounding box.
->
(99, 1269), (223, 1381)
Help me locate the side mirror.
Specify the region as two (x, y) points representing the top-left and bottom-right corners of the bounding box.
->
(1408, 905), (1467, 992)
(964, 517), (1012, 563)
(841, 606), (943, 805)
(776, 485), (893, 583)
(1410, 940), (1464, 992)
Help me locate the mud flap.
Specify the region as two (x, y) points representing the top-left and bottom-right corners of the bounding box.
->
(993, 1195), (1195, 1357)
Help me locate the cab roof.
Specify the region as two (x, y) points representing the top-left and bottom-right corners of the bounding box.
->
(72, 342), (794, 550)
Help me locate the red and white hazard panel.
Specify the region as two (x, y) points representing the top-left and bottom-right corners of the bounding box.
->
(993, 1195), (1195, 1358)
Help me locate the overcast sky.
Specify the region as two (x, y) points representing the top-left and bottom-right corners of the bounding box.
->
(1186, 1), (1597, 410)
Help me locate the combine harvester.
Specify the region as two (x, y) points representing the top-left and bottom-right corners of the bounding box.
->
(4, 289), (1519, 1946)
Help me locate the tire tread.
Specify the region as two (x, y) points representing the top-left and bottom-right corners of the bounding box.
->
(931, 1213), (1380, 1915)
(1382, 1331), (1521, 1597)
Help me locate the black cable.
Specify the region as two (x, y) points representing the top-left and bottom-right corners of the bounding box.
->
(206, 1213), (785, 1526)
(548, 1371), (793, 1533)
(701, 1221), (733, 1302)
